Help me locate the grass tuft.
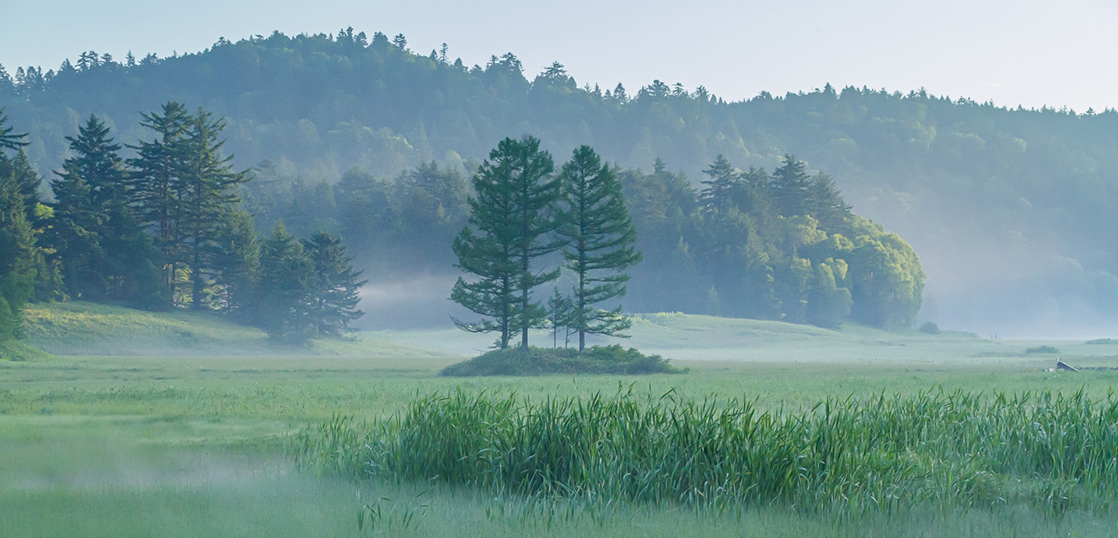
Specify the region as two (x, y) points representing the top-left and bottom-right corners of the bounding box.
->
(296, 388), (1118, 519)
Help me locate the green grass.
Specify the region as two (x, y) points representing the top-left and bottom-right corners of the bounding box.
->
(7, 307), (1118, 535)
(22, 301), (448, 357)
(297, 389), (1118, 518)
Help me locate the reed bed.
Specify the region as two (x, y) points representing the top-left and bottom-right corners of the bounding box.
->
(294, 388), (1118, 517)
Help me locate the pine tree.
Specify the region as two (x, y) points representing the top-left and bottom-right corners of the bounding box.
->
(258, 222), (314, 341)
(557, 145), (642, 351)
(699, 154), (739, 213)
(128, 101), (191, 299)
(178, 108), (247, 310)
(303, 231), (366, 335)
(807, 171), (852, 233)
(451, 136), (561, 349)
(0, 108), (28, 152)
(212, 209), (259, 320)
(509, 137), (562, 349)
(49, 115), (158, 304)
(0, 169), (35, 342)
(771, 154), (812, 218)
(451, 141), (521, 348)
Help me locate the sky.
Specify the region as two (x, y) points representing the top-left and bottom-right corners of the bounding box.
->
(2, 0), (1116, 112)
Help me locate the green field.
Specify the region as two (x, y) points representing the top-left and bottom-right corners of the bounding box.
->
(3, 303), (1118, 536)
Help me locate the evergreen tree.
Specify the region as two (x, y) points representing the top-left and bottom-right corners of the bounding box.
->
(509, 136), (562, 349)
(303, 231), (366, 335)
(451, 140), (522, 348)
(48, 115), (160, 305)
(128, 101), (191, 299)
(771, 154), (812, 217)
(557, 145), (642, 351)
(178, 108), (248, 310)
(0, 108), (28, 152)
(0, 170), (35, 342)
(451, 137), (560, 349)
(258, 222), (314, 341)
(699, 154), (739, 213)
(807, 171), (852, 233)
(211, 208), (259, 319)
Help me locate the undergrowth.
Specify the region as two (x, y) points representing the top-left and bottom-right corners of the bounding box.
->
(439, 345), (686, 376)
(294, 388), (1118, 520)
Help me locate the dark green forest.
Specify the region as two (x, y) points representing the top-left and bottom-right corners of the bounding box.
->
(3, 29), (1116, 335)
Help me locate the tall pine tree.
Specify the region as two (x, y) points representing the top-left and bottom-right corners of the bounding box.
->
(128, 101), (191, 299)
(49, 115), (161, 305)
(178, 108), (247, 310)
(451, 136), (561, 349)
(451, 140), (521, 348)
(303, 231), (366, 335)
(557, 146), (641, 351)
(257, 222), (314, 341)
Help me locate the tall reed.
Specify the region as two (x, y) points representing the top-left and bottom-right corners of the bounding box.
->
(294, 388), (1118, 516)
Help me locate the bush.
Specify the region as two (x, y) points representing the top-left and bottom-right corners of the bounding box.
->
(1085, 338), (1114, 345)
(1025, 345), (1059, 354)
(439, 345), (686, 376)
(918, 321), (940, 335)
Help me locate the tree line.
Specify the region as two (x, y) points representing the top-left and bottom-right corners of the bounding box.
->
(0, 106), (364, 344)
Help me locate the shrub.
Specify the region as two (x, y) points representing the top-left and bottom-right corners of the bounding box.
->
(918, 321), (940, 335)
(1025, 345), (1059, 354)
(438, 345), (686, 376)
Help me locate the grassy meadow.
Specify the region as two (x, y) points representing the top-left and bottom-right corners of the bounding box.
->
(4, 302), (1118, 536)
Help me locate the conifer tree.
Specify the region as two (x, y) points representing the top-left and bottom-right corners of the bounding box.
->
(178, 108), (247, 310)
(0, 108), (28, 152)
(771, 154), (812, 217)
(451, 136), (561, 349)
(557, 145), (642, 351)
(128, 101), (190, 297)
(212, 208), (259, 319)
(0, 170), (35, 342)
(303, 231), (366, 335)
(699, 154), (739, 213)
(451, 141), (521, 348)
(258, 222), (314, 341)
(49, 115), (160, 305)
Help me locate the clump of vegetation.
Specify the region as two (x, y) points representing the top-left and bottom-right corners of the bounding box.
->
(918, 321), (940, 335)
(296, 389), (1118, 518)
(1025, 345), (1060, 354)
(0, 340), (50, 361)
(1085, 338), (1115, 345)
(439, 345), (685, 376)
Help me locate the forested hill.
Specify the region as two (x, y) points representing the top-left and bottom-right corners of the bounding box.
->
(3, 29), (1118, 336)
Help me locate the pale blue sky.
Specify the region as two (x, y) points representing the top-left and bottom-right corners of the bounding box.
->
(2, 0), (1115, 111)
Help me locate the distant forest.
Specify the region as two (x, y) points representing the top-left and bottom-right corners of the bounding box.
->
(3, 29), (1117, 334)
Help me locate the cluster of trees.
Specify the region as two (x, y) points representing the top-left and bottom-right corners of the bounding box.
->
(452, 138), (640, 350)
(621, 156), (924, 328)
(0, 107), (364, 344)
(214, 148), (922, 331)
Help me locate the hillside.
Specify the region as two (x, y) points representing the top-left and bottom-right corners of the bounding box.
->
(3, 30), (1118, 335)
(20, 302), (447, 357)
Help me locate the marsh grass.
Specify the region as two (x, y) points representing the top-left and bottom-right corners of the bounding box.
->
(297, 388), (1118, 520)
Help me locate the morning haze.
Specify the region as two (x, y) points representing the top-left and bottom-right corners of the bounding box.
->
(3, 3), (1118, 536)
